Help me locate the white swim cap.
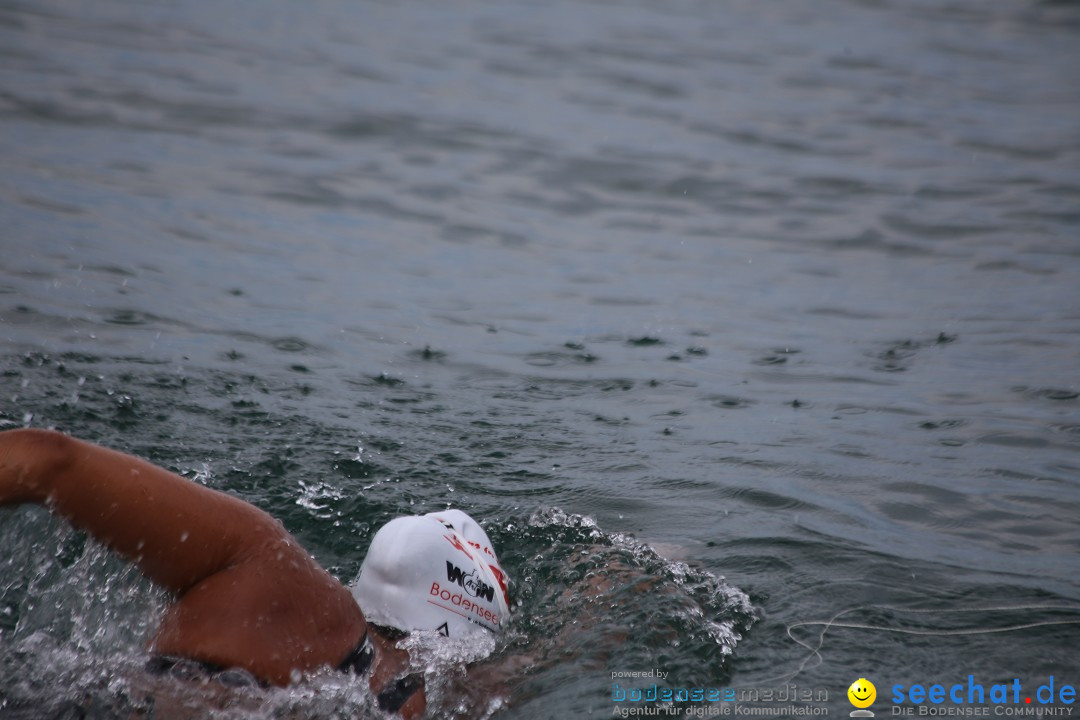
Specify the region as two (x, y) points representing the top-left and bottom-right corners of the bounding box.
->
(350, 510), (511, 638)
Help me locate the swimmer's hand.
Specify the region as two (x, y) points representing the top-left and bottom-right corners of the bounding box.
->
(1, 428), (70, 505)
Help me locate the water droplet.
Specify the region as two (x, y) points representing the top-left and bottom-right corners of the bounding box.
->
(179, 531), (189, 543)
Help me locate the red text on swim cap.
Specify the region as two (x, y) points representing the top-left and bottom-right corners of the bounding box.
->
(429, 582), (501, 630)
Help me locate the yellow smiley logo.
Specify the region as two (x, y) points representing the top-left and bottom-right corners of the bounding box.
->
(848, 678), (876, 709)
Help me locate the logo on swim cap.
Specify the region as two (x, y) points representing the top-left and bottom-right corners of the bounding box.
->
(446, 561), (496, 602)
(350, 510), (510, 639)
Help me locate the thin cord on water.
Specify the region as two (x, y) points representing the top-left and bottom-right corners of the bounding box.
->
(755, 603), (1080, 686)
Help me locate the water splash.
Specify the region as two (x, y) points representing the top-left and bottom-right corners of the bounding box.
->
(481, 507), (757, 714)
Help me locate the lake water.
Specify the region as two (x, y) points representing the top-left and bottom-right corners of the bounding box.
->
(2, 0), (1079, 717)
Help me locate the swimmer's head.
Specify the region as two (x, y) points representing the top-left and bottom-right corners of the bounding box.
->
(350, 509), (511, 639)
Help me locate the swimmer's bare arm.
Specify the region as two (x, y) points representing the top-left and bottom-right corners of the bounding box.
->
(0, 428), (286, 593)
(0, 428), (367, 688)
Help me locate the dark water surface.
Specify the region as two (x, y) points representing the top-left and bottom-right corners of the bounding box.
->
(2, 0), (1079, 717)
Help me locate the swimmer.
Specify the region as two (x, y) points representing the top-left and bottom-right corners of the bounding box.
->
(0, 429), (512, 718)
